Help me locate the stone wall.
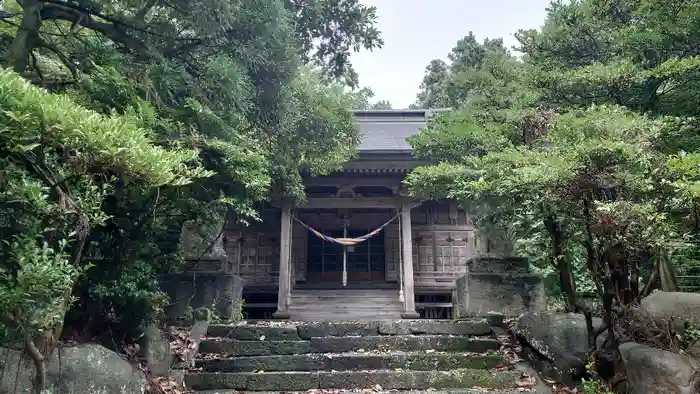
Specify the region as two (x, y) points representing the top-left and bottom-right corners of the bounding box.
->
(454, 257), (544, 317)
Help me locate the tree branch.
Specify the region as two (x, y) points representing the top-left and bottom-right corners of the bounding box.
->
(35, 37), (78, 81)
(39, 1), (154, 58)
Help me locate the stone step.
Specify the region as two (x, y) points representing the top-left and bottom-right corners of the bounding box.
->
(198, 336), (500, 356)
(196, 351), (504, 372)
(198, 391), (527, 394)
(185, 368), (522, 391)
(207, 320), (492, 340)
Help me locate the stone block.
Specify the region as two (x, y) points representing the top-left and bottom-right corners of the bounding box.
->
(307, 336), (501, 354)
(161, 273), (244, 322)
(180, 219), (227, 261)
(196, 352), (504, 372)
(208, 324), (301, 341)
(198, 339), (311, 356)
(184, 369), (523, 391)
(467, 256), (529, 274)
(139, 324), (174, 377)
(297, 321), (380, 339)
(454, 257), (544, 318)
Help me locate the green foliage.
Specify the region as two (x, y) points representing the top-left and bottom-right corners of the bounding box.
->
(408, 0), (700, 299)
(0, 236), (79, 344)
(408, 0), (700, 385)
(0, 69), (208, 186)
(0, 0), (379, 364)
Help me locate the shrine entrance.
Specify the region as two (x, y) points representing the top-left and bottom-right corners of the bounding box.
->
(306, 229), (386, 283)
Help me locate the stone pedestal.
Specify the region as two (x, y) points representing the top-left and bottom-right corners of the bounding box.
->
(161, 272), (245, 322)
(454, 257), (544, 317)
(161, 219), (245, 322)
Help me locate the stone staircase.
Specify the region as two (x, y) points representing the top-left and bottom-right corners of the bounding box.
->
(288, 289), (404, 321)
(186, 319), (530, 393)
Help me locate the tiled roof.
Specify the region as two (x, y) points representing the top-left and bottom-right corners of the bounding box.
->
(354, 109), (439, 152)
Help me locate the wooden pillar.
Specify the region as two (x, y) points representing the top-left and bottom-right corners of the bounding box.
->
(400, 203), (420, 318)
(273, 202), (292, 319)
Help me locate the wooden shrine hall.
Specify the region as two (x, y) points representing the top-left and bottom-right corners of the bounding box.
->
(224, 109), (491, 320)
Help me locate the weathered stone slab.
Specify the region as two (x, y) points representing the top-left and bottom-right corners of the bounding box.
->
(185, 369), (522, 391)
(308, 336), (500, 354)
(293, 320), (493, 338)
(198, 391), (527, 394)
(186, 370), (318, 391)
(455, 257), (545, 317)
(377, 320), (491, 336)
(197, 352), (504, 372)
(198, 339), (311, 356)
(161, 273), (245, 321)
(467, 257), (529, 274)
(297, 321), (380, 339)
(199, 354), (327, 372)
(208, 324), (301, 340)
(195, 391), (528, 394)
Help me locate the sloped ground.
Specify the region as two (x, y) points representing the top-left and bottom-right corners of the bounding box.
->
(186, 320), (538, 393)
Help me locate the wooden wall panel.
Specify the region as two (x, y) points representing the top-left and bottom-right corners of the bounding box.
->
(292, 221), (307, 282)
(384, 222), (399, 281)
(233, 231), (280, 286)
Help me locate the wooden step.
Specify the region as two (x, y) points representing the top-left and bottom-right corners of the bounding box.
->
(289, 289), (404, 320)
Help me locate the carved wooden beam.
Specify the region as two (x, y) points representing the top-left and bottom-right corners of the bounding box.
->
(270, 197), (423, 209)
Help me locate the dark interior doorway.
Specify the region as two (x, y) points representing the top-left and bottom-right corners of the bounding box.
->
(306, 229), (385, 283)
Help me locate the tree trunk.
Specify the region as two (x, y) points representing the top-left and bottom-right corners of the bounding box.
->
(582, 199), (605, 295)
(6, 0), (42, 72)
(543, 214), (578, 312)
(25, 334), (47, 394)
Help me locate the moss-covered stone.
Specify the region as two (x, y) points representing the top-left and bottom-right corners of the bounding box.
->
(196, 352), (505, 372)
(198, 339), (311, 356)
(198, 354), (327, 372)
(185, 369), (522, 391)
(297, 321), (380, 339)
(207, 325), (301, 340)
(185, 371), (318, 391)
(309, 335), (500, 353)
(377, 320), (492, 336)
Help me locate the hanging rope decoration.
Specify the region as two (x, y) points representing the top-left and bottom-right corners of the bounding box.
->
(288, 212), (401, 246)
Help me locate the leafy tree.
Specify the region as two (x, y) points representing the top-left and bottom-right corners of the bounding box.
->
(415, 59), (451, 108)
(0, 2), (381, 391)
(0, 69), (209, 392)
(406, 0), (700, 390)
(413, 32), (524, 110)
(345, 85), (393, 109)
(371, 99), (393, 110)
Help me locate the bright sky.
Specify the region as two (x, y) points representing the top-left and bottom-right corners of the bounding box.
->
(352, 0), (552, 108)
